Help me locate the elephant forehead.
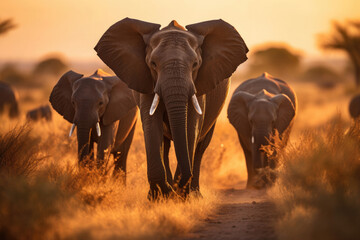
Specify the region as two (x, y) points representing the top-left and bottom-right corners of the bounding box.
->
(73, 78), (106, 91)
(249, 100), (277, 117)
(150, 30), (198, 48)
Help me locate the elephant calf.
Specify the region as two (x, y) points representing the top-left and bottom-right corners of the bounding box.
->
(26, 105), (52, 121)
(227, 73), (297, 188)
(50, 69), (138, 181)
(349, 94), (360, 120)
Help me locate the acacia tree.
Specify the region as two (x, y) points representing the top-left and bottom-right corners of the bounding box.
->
(320, 21), (360, 87)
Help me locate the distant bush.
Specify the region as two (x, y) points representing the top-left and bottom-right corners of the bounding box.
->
(246, 45), (302, 79)
(301, 65), (341, 89)
(270, 118), (360, 240)
(33, 57), (68, 76)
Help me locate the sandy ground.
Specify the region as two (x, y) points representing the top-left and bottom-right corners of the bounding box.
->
(179, 188), (278, 240)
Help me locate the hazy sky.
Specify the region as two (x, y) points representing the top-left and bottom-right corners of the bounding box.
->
(0, 0), (359, 63)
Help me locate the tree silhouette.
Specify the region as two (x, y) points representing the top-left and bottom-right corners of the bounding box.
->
(320, 20), (360, 87)
(0, 18), (16, 36)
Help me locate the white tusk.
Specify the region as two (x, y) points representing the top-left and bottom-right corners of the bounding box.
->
(251, 136), (255, 144)
(69, 123), (76, 137)
(149, 93), (160, 116)
(96, 122), (101, 137)
(191, 95), (202, 115)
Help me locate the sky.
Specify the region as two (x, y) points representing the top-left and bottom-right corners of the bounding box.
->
(0, 0), (359, 63)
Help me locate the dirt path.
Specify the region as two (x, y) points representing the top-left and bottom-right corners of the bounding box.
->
(180, 189), (278, 240)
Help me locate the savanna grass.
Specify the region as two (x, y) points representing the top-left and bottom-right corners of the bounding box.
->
(0, 121), (218, 240)
(270, 118), (360, 240)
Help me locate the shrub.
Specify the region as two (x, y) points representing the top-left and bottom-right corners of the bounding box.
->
(270, 118), (360, 240)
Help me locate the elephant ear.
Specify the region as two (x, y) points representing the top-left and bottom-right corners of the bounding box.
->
(186, 19), (249, 95)
(271, 94), (296, 134)
(49, 70), (83, 123)
(227, 91), (255, 137)
(102, 76), (137, 125)
(94, 18), (161, 94)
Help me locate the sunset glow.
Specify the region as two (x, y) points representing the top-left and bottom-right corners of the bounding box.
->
(0, 0), (359, 62)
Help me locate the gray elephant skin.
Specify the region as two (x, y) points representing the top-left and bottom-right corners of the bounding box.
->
(95, 18), (248, 199)
(349, 94), (360, 120)
(49, 69), (138, 180)
(26, 104), (52, 121)
(227, 73), (297, 188)
(0, 82), (19, 118)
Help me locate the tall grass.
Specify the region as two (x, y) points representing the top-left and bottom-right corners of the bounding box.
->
(0, 118), (217, 240)
(270, 118), (360, 240)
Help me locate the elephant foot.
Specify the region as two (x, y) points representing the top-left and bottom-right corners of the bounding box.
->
(112, 170), (126, 186)
(190, 188), (203, 199)
(147, 182), (183, 201)
(247, 168), (277, 189)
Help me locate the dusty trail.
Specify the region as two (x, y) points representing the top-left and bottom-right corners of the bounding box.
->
(180, 189), (278, 240)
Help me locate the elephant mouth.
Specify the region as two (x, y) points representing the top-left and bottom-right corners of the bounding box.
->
(149, 93), (202, 116)
(69, 122), (101, 137)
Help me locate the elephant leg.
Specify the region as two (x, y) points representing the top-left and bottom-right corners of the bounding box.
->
(140, 94), (172, 200)
(163, 137), (173, 186)
(238, 135), (254, 189)
(243, 147), (254, 188)
(113, 120), (137, 185)
(97, 122), (117, 170)
(89, 136), (95, 163)
(191, 123), (215, 195)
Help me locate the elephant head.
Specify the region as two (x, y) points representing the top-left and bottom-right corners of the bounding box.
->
(49, 69), (136, 162)
(95, 18), (248, 189)
(231, 89), (295, 171)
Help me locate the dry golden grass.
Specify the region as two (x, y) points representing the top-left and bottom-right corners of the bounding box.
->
(0, 75), (358, 239)
(0, 108), (218, 240)
(270, 118), (360, 240)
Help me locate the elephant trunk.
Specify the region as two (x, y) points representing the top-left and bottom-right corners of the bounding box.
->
(252, 128), (271, 171)
(73, 105), (99, 164)
(161, 80), (193, 189)
(77, 126), (91, 164)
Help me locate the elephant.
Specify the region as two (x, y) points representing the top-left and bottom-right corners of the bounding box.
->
(0, 82), (19, 118)
(227, 73), (297, 188)
(95, 17), (248, 199)
(26, 105), (52, 122)
(349, 94), (360, 120)
(49, 69), (138, 180)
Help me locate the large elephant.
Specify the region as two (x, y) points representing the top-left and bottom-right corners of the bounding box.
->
(26, 105), (52, 122)
(227, 73), (297, 188)
(0, 82), (19, 118)
(49, 69), (138, 179)
(95, 18), (248, 198)
(349, 94), (360, 120)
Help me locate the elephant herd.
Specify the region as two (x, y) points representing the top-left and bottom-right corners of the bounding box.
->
(1, 18), (359, 200)
(0, 82), (52, 122)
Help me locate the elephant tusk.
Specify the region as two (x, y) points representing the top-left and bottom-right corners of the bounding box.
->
(96, 122), (101, 137)
(191, 95), (202, 115)
(251, 135), (255, 144)
(69, 123), (76, 137)
(149, 93), (160, 116)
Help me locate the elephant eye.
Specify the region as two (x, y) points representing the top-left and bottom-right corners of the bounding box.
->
(193, 62), (198, 69)
(150, 61), (157, 70)
(99, 101), (104, 106)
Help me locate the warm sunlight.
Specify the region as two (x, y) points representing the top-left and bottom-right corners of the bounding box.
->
(1, 1), (360, 240)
